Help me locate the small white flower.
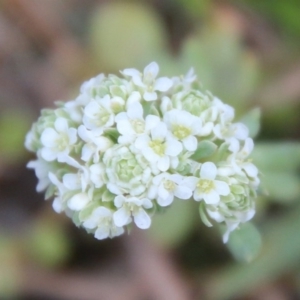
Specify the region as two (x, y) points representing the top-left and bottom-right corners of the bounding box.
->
(192, 162), (230, 204)
(83, 95), (123, 130)
(64, 94), (90, 123)
(122, 62), (173, 101)
(115, 102), (160, 144)
(135, 122), (182, 171)
(78, 125), (112, 163)
(103, 145), (152, 196)
(40, 117), (77, 162)
(228, 138), (259, 179)
(62, 166), (90, 192)
(83, 207), (124, 239)
(113, 195), (153, 229)
(148, 173), (194, 206)
(27, 158), (53, 192)
(89, 163), (106, 188)
(163, 109), (202, 151)
(68, 189), (92, 211)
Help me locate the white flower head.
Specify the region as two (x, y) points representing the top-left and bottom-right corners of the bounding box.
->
(192, 162), (230, 204)
(83, 95), (120, 130)
(113, 195), (153, 229)
(122, 62), (173, 101)
(26, 61), (260, 244)
(135, 121), (182, 171)
(83, 207), (124, 239)
(115, 102), (160, 144)
(163, 109), (202, 151)
(78, 125), (112, 163)
(27, 158), (54, 192)
(40, 117), (77, 162)
(148, 173), (194, 206)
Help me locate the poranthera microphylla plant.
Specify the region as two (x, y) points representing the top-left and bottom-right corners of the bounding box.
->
(25, 62), (259, 243)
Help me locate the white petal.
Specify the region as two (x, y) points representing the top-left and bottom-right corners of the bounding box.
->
(113, 207), (131, 227)
(151, 122), (167, 140)
(200, 162), (217, 180)
(133, 209), (151, 229)
(41, 148), (57, 161)
(117, 119), (135, 135)
(78, 125), (90, 142)
(135, 135), (149, 150)
(81, 144), (93, 162)
(174, 186), (192, 200)
(68, 128), (77, 144)
(203, 190), (220, 204)
(63, 174), (80, 190)
(158, 184), (170, 199)
(214, 180), (230, 196)
(68, 193), (89, 211)
(157, 156), (170, 171)
(154, 77), (173, 92)
(201, 122), (214, 136)
(234, 123), (249, 140)
(228, 138), (239, 153)
(145, 115), (160, 131)
(127, 102), (143, 119)
(94, 227), (110, 240)
(55, 118), (68, 132)
(182, 136), (197, 151)
(114, 195), (126, 208)
(142, 198), (153, 209)
(243, 163), (258, 178)
(157, 194), (173, 207)
(165, 138), (182, 156)
(207, 209), (224, 222)
(144, 62), (159, 78)
(122, 68), (140, 78)
(144, 91), (157, 101)
(127, 91), (141, 106)
(143, 147), (158, 163)
(52, 197), (63, 213)
(242, 138), (254, 155)
(41, 128), (59, 147)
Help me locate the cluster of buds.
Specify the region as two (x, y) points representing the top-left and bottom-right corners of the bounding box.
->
(25, 62), (259, 242)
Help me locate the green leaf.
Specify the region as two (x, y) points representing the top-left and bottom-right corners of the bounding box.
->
(26, 219), (71, 268)
(89, 2), (168, 71)
(190, 140), (217, 161)
(227, 222), (262, 263)
(199, 202), (213, 227)
(104, 128), (120, 143)
(252, 142), (300, 172)
(262, 171), (300, 203)
(239, 108), (261, 138)
(148, 200), (197, 248)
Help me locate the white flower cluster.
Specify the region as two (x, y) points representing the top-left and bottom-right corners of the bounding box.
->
(25, 62), (259, 243)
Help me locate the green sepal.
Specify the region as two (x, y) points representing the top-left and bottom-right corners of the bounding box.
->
(226, 222), (262, 263)
(239, 107), (261, 138)
(231, 185), (245, 195)
(102, 189), (115, 202)
(190, 140), (217, 161)
(104, 128), (120, 143)
(199, 201), (213, 227)
(44, 184), (56, 200)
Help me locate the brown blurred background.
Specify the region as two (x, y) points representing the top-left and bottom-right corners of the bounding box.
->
(1, 0), (300, 299)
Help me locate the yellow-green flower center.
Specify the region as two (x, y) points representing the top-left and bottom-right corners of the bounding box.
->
(56, 134), (69, 151)
(197, 179), (214, 193)
(173, 125), (191, 140)
(149, 139), (166, 156)
(163, 180), (176, 192)
(130, 119), (145, 134)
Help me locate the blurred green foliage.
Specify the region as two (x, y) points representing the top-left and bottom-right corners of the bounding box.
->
(1, 0), (300, 298)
